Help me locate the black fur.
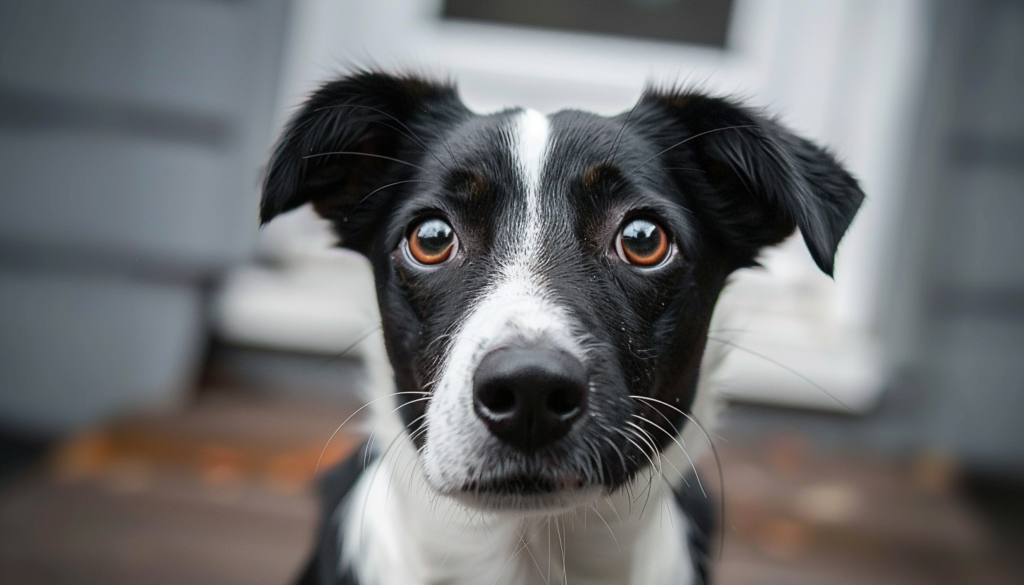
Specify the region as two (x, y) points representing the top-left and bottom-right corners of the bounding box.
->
(674, 471), (717, 585)
(295, 441), (374, 585)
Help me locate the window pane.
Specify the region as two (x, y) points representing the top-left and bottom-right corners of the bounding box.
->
(442, 0), (734, 48)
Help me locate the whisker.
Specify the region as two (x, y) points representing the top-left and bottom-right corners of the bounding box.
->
(629, 397), (707, 496)
(617, 428), (659, 477)
(660, 166), (707, 174)
(637, 467), (656, 519)
(356, 179), (435, 206)
(589, 504), (620, 551)
(491, 531), (531, 585)
(628, 416), (690, 487)
(551, 517), (564, 584)
(517, 526), (546, 583)
(547, 519), (553, 585)
(397, 424), (430, 493)
(384, 412), (430, 512)
(302, 150), (429, 173)
(660, 476), (677, 530)
(358, 411), (432, 557)
(581, 435), (606, 486)
(628, 124), (760, 176)
(624, 421), (664, 469)
(623, 426), (661, 518)
(596, 434), (629, 481)
(440, 503), (478, 571)
(314, 390), (428, 474)
(311, 103), (458, 169)
(603, 494), (624, 526)
(631, 394), (725, 560)
(321, 325), (382, 366)
(614, 428), (657, 507)
(706, 327), (750, 335)
(363, 396), (432, 467)
(706, 335), (854, 413)
(604, 88), (648, 165)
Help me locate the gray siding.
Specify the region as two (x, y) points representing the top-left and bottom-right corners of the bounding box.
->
(0, 0), (290, 432)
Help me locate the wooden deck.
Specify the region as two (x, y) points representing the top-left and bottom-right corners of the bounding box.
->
(0, 394), (1017, 584)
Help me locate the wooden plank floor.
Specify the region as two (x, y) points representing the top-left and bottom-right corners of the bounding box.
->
(0, 394), (1017, 584)
(0, 395), (357, 585)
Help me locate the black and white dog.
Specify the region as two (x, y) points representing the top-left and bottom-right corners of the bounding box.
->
(259, 71), (863, 585)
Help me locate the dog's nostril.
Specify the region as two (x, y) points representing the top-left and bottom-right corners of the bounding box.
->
(472, 348), (589, 453)
(546, 385), (584, 418)
(477, 384), (517, 416)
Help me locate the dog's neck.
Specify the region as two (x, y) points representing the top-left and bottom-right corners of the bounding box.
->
(340, 437), (697, 585)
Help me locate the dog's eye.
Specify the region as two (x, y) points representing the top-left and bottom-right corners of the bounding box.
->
(617, 219), (669, 266)
(407, 218), (457, 265)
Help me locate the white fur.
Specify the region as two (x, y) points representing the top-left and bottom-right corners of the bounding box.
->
(342, 436), (695, 585)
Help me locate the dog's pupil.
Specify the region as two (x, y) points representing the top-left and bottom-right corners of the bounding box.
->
(417, 219), (453, 253)
(622, 219), (660, 256)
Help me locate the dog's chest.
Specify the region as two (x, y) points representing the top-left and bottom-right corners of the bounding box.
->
(339, 453), (697, 585)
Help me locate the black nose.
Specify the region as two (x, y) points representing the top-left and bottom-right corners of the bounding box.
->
(472, 348), (588, 453)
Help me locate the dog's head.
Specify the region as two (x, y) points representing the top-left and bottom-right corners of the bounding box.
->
(261, 72), (863, 511)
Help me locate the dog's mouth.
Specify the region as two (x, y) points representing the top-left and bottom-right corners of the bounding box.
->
(450, 472), (599, 512)
(461, 472), (586, 496)
(438, 461), (605, 512)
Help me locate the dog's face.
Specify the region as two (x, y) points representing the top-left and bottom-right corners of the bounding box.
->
(261, 73), (863, 511)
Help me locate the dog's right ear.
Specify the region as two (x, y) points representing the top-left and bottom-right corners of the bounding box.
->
(260, 71), (467, 252)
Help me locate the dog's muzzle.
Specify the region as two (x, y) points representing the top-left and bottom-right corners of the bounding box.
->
(472, 348), (588, 453)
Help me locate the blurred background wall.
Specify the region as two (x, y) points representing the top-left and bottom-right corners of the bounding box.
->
(0, 0), (290, 434)
(0, 0), (1021, 492)
(1, 1), (1024, 583)
(897, 0), (1024, 475)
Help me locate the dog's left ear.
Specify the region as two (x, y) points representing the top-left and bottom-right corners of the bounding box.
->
(642, 91), (865, 276)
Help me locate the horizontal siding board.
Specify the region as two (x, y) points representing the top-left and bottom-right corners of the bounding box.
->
(934, 167), (1024, 291)
(926, 318), (1024, 468)
(0, 131), (257, 266)
(0, 0), (250, 120)
(952, 0), (1024, 140)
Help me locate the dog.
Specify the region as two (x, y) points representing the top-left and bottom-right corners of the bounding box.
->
(258, 71), (864, 585)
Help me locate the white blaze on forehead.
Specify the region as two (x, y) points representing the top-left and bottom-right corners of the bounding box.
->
(509, 108), (550, 269)
(422, 109), (588, 491)
(515, 108), (550, 205)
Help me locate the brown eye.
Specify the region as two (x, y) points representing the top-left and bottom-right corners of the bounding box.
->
(617, 219), (669, 266)
(407, 218), (457, 265)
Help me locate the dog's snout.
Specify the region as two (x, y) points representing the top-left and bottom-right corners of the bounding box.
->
(472, 348), (588, 453)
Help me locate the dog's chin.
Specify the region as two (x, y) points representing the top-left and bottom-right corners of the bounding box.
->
(447, 483), (604, 515)
(420, 455), (604, 513)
